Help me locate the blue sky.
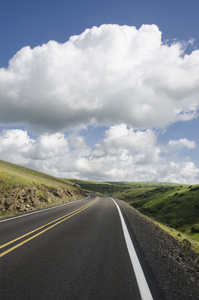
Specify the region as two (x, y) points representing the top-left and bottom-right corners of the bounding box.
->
(0, 0), (199, 183)
(1, 0), (199, 67)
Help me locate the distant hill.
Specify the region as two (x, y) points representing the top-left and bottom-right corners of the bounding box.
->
(68, 179), (199, 245)
(112, 184), (199, 241)
(0, 160), (84, 217)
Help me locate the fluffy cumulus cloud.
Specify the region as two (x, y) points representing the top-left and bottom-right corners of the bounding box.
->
(0, 24), (199, 184)
(0, 127), (199, 184)
(0, 24), (199, 132)
(91, 124), (160, 164)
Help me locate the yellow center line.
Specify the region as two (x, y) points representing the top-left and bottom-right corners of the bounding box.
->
(0, 197), (99, 258)
(0, 198), (97, 250)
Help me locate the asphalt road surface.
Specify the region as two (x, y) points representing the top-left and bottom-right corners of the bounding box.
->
(0, 195), (161, 300)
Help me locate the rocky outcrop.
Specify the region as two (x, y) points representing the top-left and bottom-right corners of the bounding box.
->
(0, 184), (83, 215)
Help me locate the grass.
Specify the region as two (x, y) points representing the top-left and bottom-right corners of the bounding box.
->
(106, 181), (180, 187)
(0, 160), (83, 217)
(153, 220), (199, 255)
(67, 179), (132, 195)
(113, 184), (199, 242)
(0, 160), (76, 190)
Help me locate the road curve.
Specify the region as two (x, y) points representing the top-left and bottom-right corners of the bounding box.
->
(0, 195), (161, 300)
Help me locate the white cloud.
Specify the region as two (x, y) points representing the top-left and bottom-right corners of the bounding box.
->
(157, 162), (199, 184)
(0, 129), (34, 165)
(0, 24), (199, 132)
(163, 138), (196, 153)
(91, 124), (160, 164)
(1, 24), (199, 184)
(0, 127), (198, 184)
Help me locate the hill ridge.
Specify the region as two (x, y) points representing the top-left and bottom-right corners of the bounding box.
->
(0, 160), (84, 217)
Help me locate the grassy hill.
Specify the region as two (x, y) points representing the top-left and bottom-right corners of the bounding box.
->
(67, 179), (132, 194)
(113, 185), (199, 240)
(68, 179), (180, 193)
(0, 160), (76, 188)
(68, 179), (199, 245)
(0, 160), (83, 217)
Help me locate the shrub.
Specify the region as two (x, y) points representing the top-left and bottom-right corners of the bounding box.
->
(178, 193), (185, 197)
(190, 186), (199, 191)
(191, 225), (199, 233)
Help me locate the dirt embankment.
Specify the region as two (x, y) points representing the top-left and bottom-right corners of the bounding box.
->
(0, 184), (84, 215)
(117, 199), (199, 300)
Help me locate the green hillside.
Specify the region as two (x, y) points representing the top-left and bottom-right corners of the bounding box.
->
(113, 185), (199, 240)
(0, 160), (75, 188)
(0, 160), (83, 217)
(106, 181), (180, 188)
(68, 179), (199, 244)
(67, 179), (132, 194)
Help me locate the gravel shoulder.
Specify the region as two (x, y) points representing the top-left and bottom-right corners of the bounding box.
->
(116, 198), (199, 300)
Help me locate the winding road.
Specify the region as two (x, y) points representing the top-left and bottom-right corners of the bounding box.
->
(0, 195), (161, 299)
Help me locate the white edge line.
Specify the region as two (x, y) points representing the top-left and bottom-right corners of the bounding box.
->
(110, 197), (153, 300)
(0, 195), (90, 223)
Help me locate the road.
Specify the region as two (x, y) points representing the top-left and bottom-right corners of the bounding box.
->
(0, 195), (160, 300)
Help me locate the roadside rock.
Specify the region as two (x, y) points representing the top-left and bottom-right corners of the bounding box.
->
(0, 184), (83, 216)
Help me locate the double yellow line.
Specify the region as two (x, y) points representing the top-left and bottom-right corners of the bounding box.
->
(0, 197), (99, 258)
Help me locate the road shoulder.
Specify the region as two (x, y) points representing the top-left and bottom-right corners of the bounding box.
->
(115, 198), (199, 300)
